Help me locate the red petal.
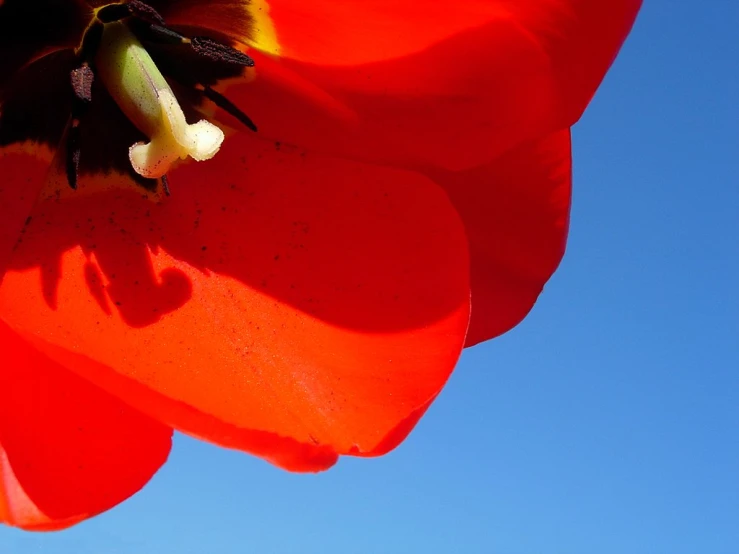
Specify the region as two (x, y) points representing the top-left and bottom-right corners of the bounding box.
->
(0, 134), (470, 471)
(0, 319), (172, 531)
(431, 131), (572, 346)
(236, 0), (640, 169)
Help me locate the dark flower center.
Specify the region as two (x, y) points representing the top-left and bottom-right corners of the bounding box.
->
(0, 0), (257, 194)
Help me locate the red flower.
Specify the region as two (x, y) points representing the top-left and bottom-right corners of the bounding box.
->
(0, 0), (640, 530)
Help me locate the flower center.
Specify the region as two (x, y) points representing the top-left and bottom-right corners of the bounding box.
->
(95, 21), (225, 181)
(0, 0), (258, 194)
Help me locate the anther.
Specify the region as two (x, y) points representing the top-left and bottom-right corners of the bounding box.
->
(190, 37), (255, 67)
(65, 62), (95, 189)
(70, 63), (94, 104)
(134, 24), (255, 67)
(97, 1), (166, 26)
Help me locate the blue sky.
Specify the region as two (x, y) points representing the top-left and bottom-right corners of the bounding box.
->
(2, 1), (737, 552)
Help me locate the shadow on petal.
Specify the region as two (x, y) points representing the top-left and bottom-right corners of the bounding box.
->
(1, 134), (470, 466)
(8, 134), (466, 332)
(0, 149), (50, 280)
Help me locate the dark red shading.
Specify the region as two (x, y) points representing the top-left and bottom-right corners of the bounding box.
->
(0, 319), (172, 531)
(430, 131), (572, 346)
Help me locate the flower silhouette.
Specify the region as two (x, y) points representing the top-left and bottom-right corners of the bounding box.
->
(0, 0), (641, 530)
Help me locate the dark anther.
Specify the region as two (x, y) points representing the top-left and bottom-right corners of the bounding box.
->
(65, 63), (95, 189)
(161, 174), (171, 196)
(201, 85), (258, 132)
(135, 24), (255, 68)
(126, 0), (167, 25)
(190, 37), (255, 67)
(97, 1), (166, 26)
(70, 63), (94, 104)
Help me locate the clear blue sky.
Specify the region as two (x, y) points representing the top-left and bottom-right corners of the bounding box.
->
(2, 1), (737, 552)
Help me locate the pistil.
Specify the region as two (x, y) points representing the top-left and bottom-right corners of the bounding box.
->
(95, 21), (224, 180)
